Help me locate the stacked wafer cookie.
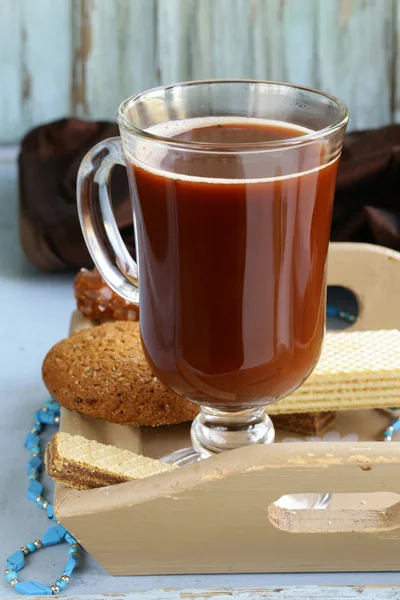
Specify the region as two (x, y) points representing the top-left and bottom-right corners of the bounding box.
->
(45, 432), (177, 490)
(267, 329), (400, 415)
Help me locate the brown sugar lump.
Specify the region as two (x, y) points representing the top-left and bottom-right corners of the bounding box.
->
(45, 432), (177, 490)
(42, 321), (199, 426)
(74, 268), (139, 322)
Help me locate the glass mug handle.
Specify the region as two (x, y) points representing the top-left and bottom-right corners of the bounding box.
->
(77, 137), (139, 305)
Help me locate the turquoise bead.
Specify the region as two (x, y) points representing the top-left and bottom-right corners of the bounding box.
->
(63, 556), (77, 576)
(27, 455), (42, 474)
(38, 410), (55, 424)
(46, 504), (54, 519)
(26, 542), (36, 553)
(24, 432), (40, 449)
(65, 532), (77, 545)
(55, 578), (67, 590)
(27, 480), (43, 501)
(5, 570), (17, 583)
(56, 524), (67, 539)
(14, 581), (52, 595)
(7, 550), (25, 571)
(42, 525), (64, 547)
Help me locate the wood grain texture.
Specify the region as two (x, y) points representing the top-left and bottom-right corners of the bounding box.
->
(0, 0), (399, 142)
(0, 0), (72, 142)
(2, 587), (399, 599)
(317, 0), (394, 130)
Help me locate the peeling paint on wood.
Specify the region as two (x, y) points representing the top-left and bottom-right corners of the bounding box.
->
(0, 0), (399, 142)
(72, 0), (91, 117)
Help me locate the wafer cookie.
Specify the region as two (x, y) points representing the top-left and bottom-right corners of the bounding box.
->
(267, 391), (400, 415)
(267, 329), (400, 415)
(303, 329), (400, 381)
(45, 432), (177, 490)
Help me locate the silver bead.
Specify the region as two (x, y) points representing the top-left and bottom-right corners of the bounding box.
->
(34, 539), (42, 549)
(4, 568), (11, 575)
(36, 496), (43, 503)
(70, 552), (80, 560)
(10, 579), (18, 587)
(31, 427), (38, 433)
(61, 575), (70, 583)
(385, 436), (392, 442)
(388, 426), (394, 433)
(54, 416), (60, 425)
(20, 546), (29, 556)
(42, 406), (49, 412)
(34, 421), (41, 427)
(51, 585), (60, 594)
(70, 543), (79, 551)
(42, 500), (49, 510)
(32, 452), (40, 457)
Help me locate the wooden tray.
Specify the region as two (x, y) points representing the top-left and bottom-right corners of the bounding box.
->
(54, 242), (400, 575)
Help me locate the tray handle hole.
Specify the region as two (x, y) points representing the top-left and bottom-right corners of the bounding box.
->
(327, 285), (359, 330)
(269, 492), (400, 533)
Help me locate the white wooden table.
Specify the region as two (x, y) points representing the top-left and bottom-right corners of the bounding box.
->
(1, 148), (400, 598)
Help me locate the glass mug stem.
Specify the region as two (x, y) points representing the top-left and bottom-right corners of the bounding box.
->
(191, 407), (275, 457)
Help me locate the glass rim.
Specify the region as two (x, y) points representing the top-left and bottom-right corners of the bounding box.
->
(117, 79), (349, 151)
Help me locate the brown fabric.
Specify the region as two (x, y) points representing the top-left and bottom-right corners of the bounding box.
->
(18, 118), (131, 271)
(18, 119), (400, 272)
(331, 125), (400, 250)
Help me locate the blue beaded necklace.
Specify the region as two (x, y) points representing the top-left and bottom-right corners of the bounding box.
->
(4, 398), (80, 595)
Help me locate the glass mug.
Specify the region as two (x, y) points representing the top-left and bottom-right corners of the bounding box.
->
(77, 80), (348, 467)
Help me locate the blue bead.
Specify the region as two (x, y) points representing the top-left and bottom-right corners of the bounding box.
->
(29, 445), (41, 454)
(27, 480), (43, 502)
(27, 456), (42, 473)
(34, 410), (43, 423)
(14, 581), (53, 595)
(65, 532), (77, 545)
(7, 550), (25, 571)
(56, 524), (67, 539)
(5, 570), (17, 583)
(24, 432), (40, 449)
(63, 556), (78, 576)
(55, 579), (67, 590)
(46, 504), (54, 519)
(41, 525), (65, 547)
(26, 542), (36, 553)
(38, 410), (55, 424)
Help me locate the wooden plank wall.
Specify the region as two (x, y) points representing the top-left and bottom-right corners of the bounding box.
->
(0, 0), (397, 144)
